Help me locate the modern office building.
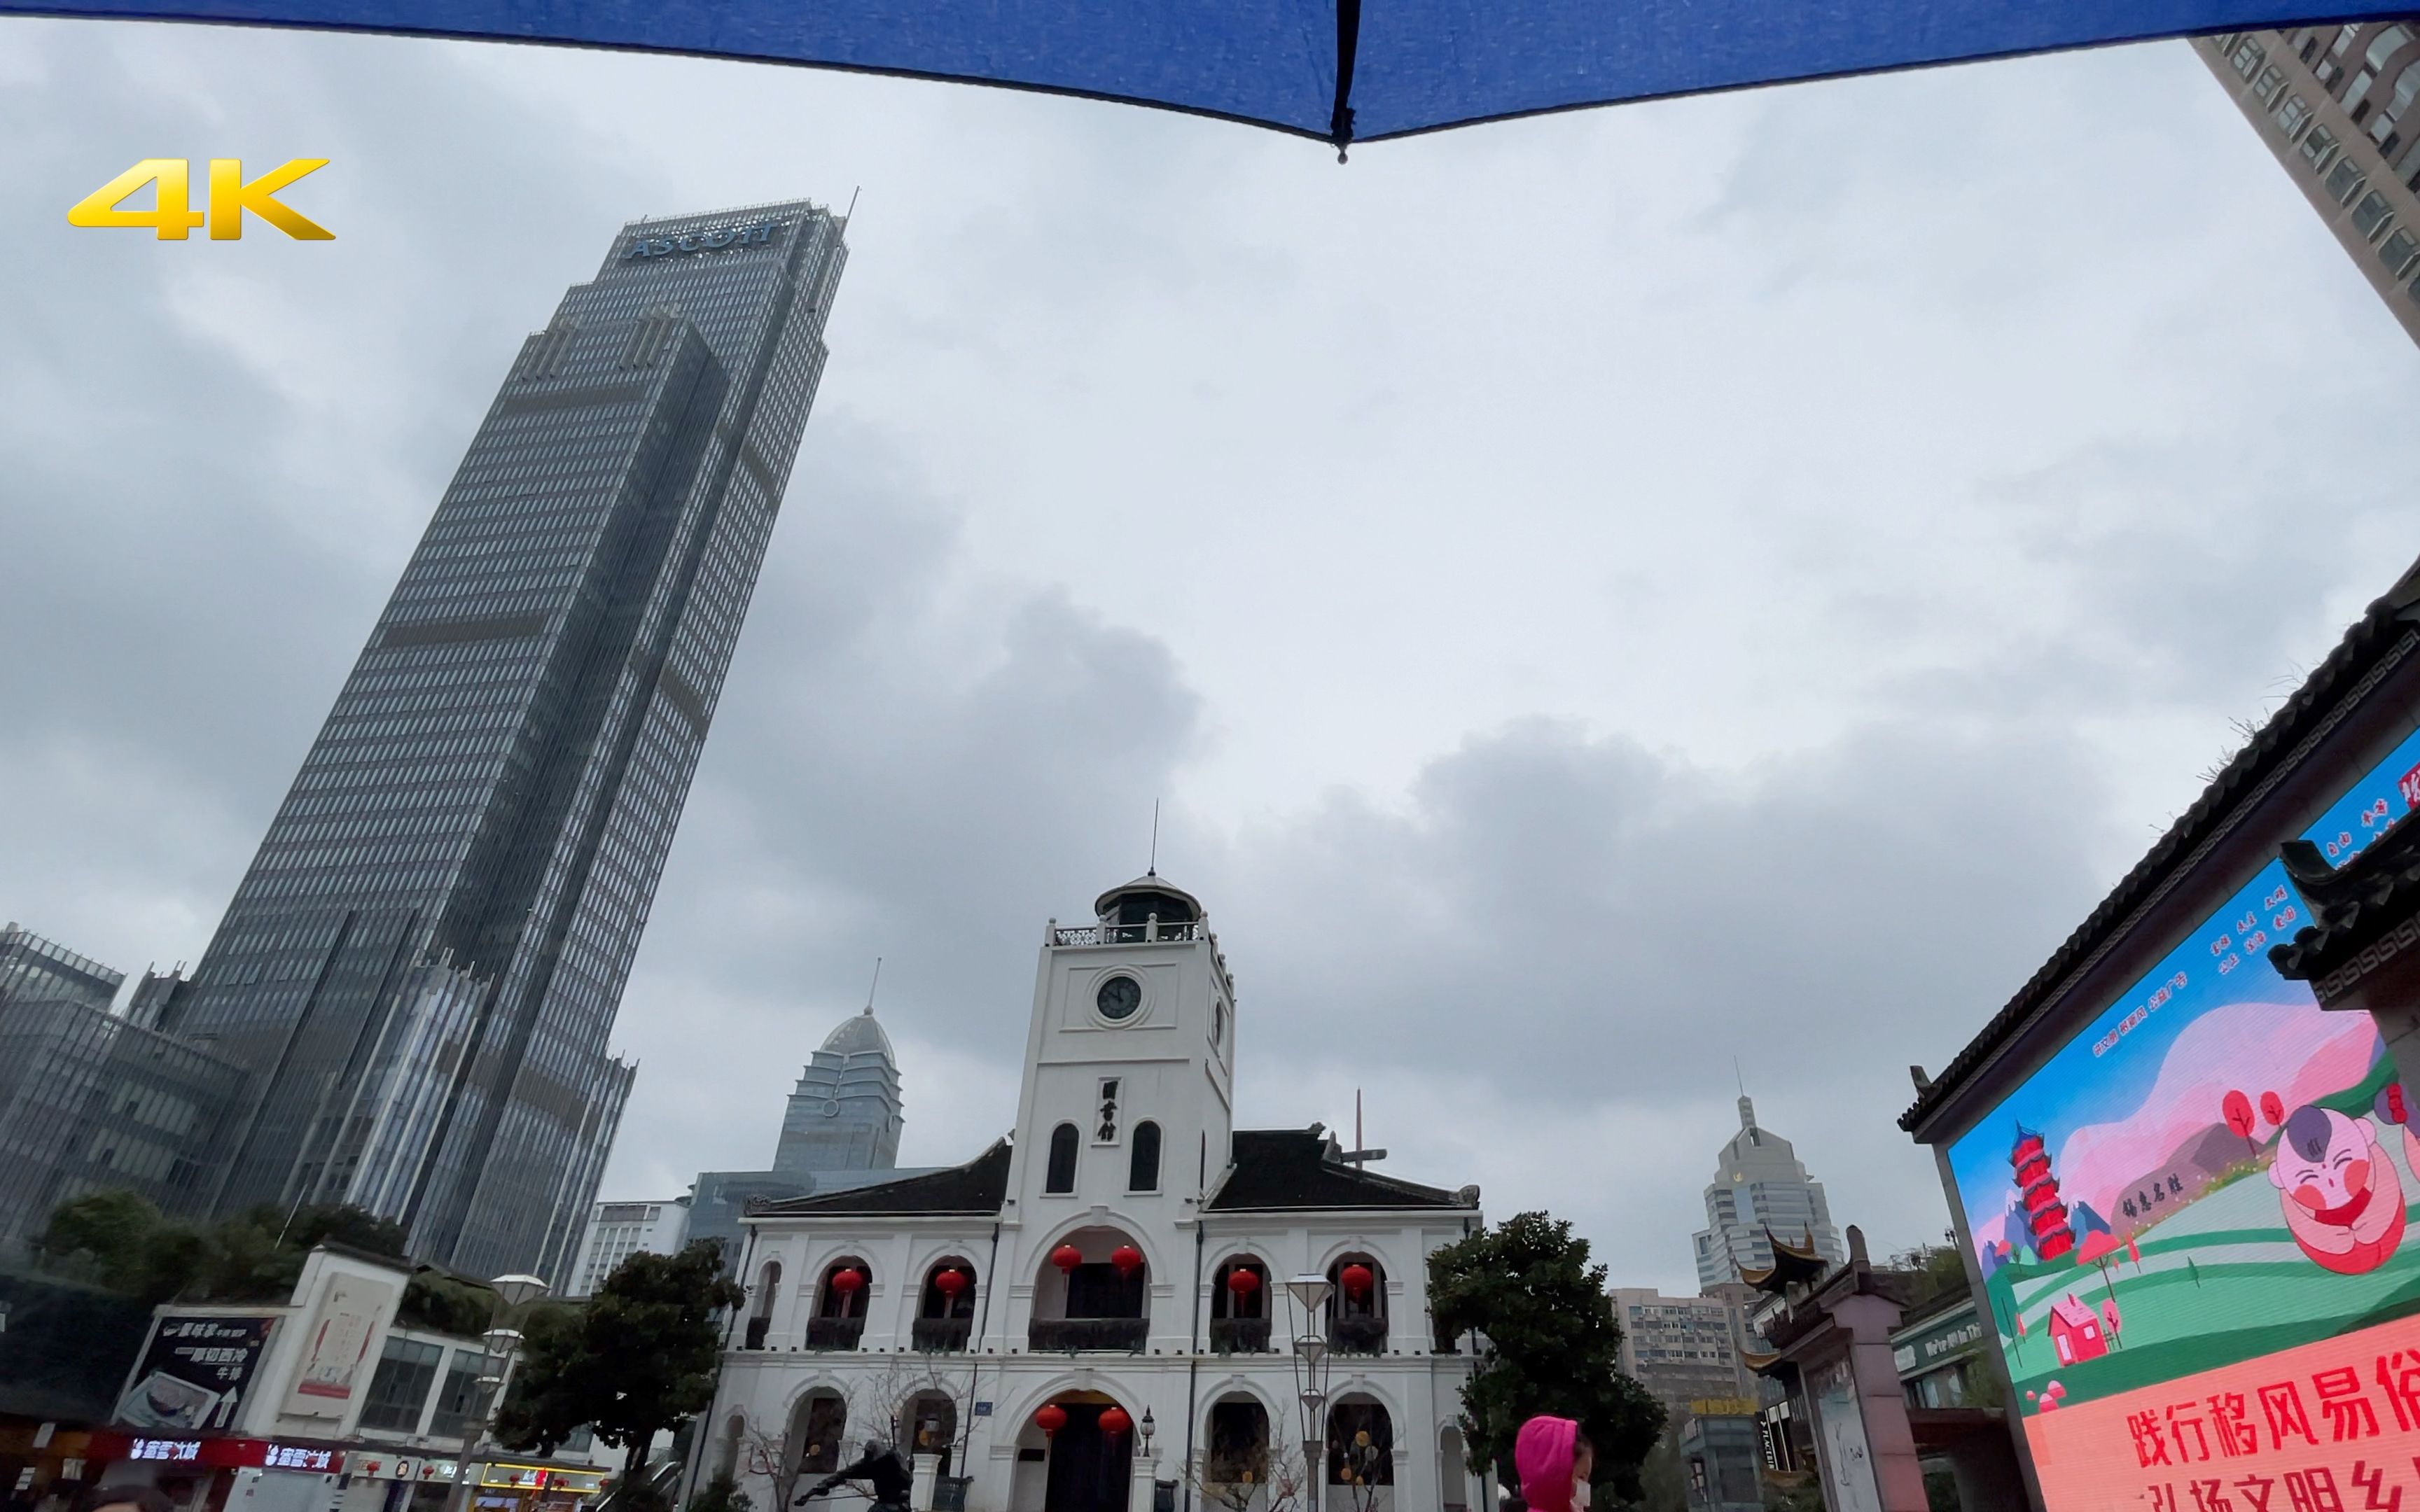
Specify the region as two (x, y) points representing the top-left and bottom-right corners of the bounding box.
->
(0, 926), (251, 1245)
(566, 1194), (693, 1297)
(157, 200), (851, 1284)
(686, 1001), (924, 1268)
(1692, 1096), (1844, 1291)
(772, 1006), (905, 1176)
(2199, 21), (2420, 346)
(1, 923), (123, 1014)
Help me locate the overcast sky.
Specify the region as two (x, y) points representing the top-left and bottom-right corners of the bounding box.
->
(4, 16), (2416, 1295)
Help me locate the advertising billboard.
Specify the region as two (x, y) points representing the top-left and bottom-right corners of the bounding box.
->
(279, 1273), (397, 1419)
(1947, 724), (2420, 1509)
(113, 1314), (279, 1433)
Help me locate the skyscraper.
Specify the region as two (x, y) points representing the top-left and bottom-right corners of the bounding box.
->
(1691, 1095), (1844, 1291)
(2199, 22), (2420, 346)
(772, 1007), (905, 1176)
(161, 201), (849, 1284)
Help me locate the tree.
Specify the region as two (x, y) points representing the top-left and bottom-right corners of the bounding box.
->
(1428, 1212), (1667, 1503)
(494, 1240), (744, 1477)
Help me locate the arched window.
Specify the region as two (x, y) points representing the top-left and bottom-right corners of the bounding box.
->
(1210, 1255), (1271, 1354)
(1127, 1121), (1162, 1192)
(1328, 1255), (1388, 1354)
(793, 1392), (847, 1475)
(1328, 1399), (1395, 1488)
(914, 1260), (978, 1352)
(744, 1259), (780, 1349)
(809, 1259), (870, 1350)
(1045, 1122), (1079, 1193)
(1206, 1397), (1272, 1485)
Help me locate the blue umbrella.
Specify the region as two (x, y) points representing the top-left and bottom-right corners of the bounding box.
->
(6, 0), (2401, 151)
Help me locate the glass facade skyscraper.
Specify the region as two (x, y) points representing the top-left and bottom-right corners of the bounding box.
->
(161, 201), (849, 1284)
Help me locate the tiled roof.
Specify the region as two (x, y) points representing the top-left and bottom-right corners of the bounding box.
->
(749, 1139), (1011, 1217)
(1900, 556), (2420, 1135)
(1204, 1128), (1475, 1212)
(2269, 809), (2420, 991)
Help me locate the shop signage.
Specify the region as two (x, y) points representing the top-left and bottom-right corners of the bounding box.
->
(263, 1446), (338, 1472)
(1891, 1310), (1984, 1377)
(90, 1434), (286, 1471)
(1686, 1398), (1761, 1419)
(114, 1314), (277, 1432)
(478, 1464), (606, 1496)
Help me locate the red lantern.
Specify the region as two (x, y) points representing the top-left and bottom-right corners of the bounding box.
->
(1225, 1266), (1262, 1297)
(830, 1267), (866, 1294)
(1340, 1263), (1374, 1300)
(1050, 1244), (1083, 1274)
(935, 1268), (970, 1298)
(1035, 1404), (1068, 1438)
(1099, 1407), (1133, 1438)
(1111, 1245), (1146, 1278)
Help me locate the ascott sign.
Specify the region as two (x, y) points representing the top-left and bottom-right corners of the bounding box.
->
(1945, 724), (2420, 1511)
(622, 220), (785, 260)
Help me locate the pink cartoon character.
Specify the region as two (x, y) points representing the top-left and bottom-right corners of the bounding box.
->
(2270, 1102), (2408, 1274)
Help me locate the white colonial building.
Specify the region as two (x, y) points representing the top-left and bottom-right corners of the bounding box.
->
(688, 874), (1489, 1512)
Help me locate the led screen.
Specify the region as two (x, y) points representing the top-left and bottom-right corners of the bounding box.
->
(1947, 724), (2420, 1511)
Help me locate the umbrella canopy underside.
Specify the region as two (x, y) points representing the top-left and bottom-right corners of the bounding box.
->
(1, 0), (2403, 145)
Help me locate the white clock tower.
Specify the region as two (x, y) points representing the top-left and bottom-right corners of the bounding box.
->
(1006, 872), (1237, 1225)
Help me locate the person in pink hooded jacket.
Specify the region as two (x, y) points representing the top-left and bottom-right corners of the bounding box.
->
(1514, 1417), (1595, 1512)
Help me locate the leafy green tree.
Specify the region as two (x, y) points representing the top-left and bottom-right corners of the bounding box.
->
(40, 1191), (488, 1331)
(494, 1241), (744, 1477)
(1428, 1212), (1667, 1503)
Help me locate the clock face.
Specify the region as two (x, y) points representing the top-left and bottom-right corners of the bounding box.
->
(1095, 974), (1142, 1022)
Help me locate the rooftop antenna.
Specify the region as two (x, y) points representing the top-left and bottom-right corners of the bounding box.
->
(863, 956), (882, 1016)
(1734, 1056), (1746, 1096)
(1148, 799), (1161, 876)
(844, 186), (861, 226)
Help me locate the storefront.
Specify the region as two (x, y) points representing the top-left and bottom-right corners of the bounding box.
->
(464, 1460), (608, 1512)
(86, 1432), (347, 1512)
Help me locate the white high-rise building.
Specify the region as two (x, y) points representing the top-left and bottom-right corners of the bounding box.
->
(1690, 1096), (1843, 1292)
(568, 1194), (694, 1297)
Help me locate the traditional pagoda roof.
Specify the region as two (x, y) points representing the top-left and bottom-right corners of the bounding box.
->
(749, 1138), (1012, 1217)
(2269, 809), (2420, 1003)
(1739, 1226), (1828, 1294)
(1903, 555), (2420, 1135)
(1204, 1128), (1477, 1212)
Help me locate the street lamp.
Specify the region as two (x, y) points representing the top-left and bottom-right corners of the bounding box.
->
(1283, 1275), (1335, 1512)
(450, 1275), (552, 1512)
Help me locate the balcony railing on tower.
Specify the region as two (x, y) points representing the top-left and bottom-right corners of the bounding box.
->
(1050, 920), (1208, 946)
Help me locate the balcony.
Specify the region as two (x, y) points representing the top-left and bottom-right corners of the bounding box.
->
(1210, 1318), (1272, 1354)
(807, 1317), (867, 1350)
(912, 1317), (973, 1352)
(1051, 921), (1207, 946)
(1330, 1317), (1389, 1355)
(1029, 1317), (1148, 1354)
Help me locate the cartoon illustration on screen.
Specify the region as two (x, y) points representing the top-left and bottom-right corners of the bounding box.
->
(2267, 1100), (2408, 1274)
